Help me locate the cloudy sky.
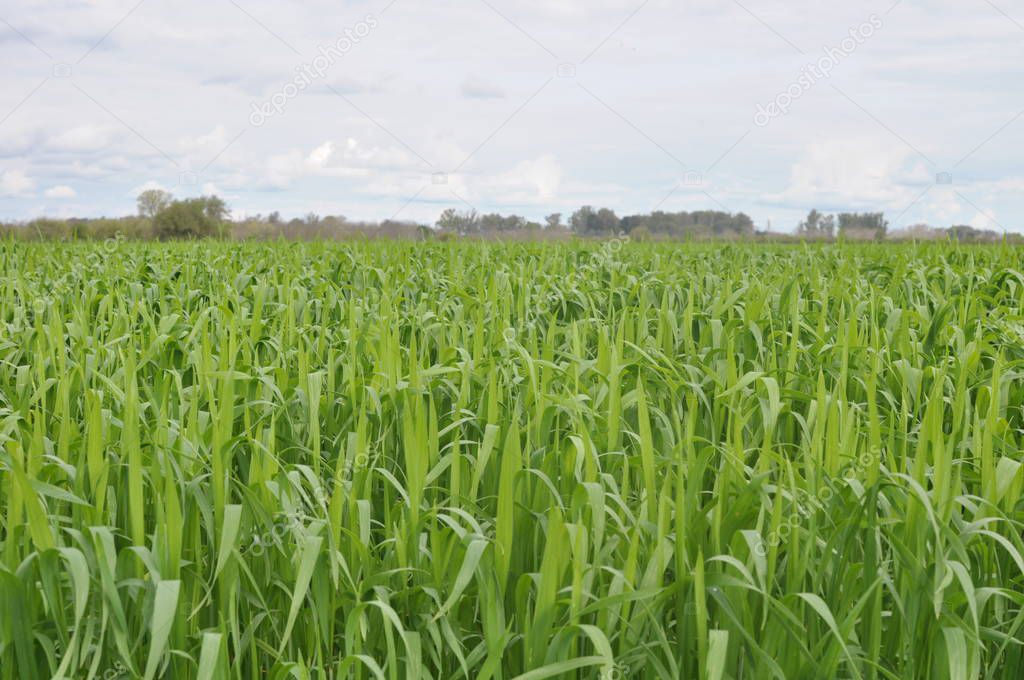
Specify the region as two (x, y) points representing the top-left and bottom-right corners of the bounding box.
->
(1, 0), (1023, 231)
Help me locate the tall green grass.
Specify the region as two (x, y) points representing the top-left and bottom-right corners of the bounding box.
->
(1, 240), (1022, 679)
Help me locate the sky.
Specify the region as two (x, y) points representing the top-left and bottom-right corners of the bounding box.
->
(1, 0), (1023, 232)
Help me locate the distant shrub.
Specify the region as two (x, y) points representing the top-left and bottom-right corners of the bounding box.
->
(630, 225), (652, 242)
(76, 217), (150, 240)
(27, 218), (72, 240)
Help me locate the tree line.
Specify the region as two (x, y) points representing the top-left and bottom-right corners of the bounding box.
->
(435, 206), (756, 238)
(0, 192), (1016, 243)
(794, 209), (1009, 243)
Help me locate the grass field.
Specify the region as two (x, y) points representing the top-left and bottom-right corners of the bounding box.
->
(1, 240), (1023, 679)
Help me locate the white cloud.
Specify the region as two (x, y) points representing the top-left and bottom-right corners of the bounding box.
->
(970, 208), (1000, 231)
(177, 126), (228, 157)
(480, 154), (563, 203)
(44, 185), (77, 199)
(771, 138), (932, 210)
(129, 180), (172, 197)
(307, 141), (335, 167)
(923, 193), (963, 223)
(461, 76), (505, 100)
(46, 125), (115, 153)
(0, 169), (34, 197)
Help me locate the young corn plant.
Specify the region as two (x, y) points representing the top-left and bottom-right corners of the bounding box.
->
(0, 239), (1022, 679)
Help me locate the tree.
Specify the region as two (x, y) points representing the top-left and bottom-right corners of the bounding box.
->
(570, 206), (595, 234)
(152, 198), (220, 240)
(570, 206), (621, 235)
(838, 212), (888, 239)
(437, 209), (459, 232)
(137, 189), (173, 219)
(820, 214), (835, 238)
(199, 195), (228, 223)
(798, 209), (823, 235)
(620, 209), (754, 238)
(503, 215), (527, 232)
(797, 210), (835, 238)
(947, 224), (1000, 243)
(731, 212), (755, 236)
(436, 208), (479, 235)
(545, 213), (563, 230)
(594, 208), (621, 234)
(479, 213), (526, 232)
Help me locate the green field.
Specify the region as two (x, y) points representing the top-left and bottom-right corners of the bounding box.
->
(2, 240), (1023, 679)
